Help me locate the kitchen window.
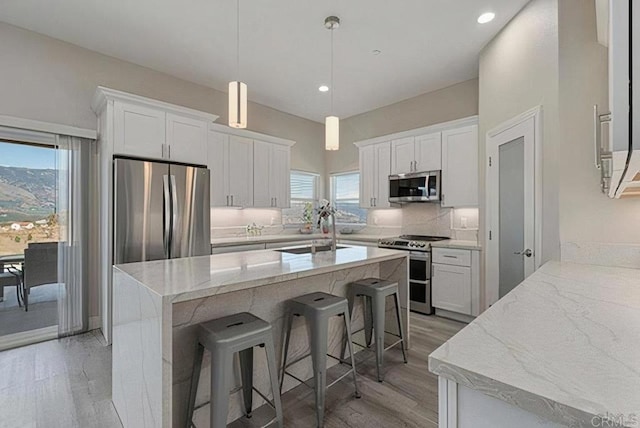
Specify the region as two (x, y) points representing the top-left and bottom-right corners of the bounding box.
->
(330, 172), (367, 225)
(282, 171), (319, 225)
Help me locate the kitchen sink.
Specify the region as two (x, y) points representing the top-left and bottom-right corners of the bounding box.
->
(276, 245), (347, 254)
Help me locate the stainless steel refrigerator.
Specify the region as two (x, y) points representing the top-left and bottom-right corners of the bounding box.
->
(113, 157), (211, 264)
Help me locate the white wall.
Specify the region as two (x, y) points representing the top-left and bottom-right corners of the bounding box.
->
(558, 0), (640, 246)
(479, 0), (560, 265)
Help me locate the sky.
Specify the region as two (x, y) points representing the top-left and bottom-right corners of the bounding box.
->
(0, 141), (56, 170)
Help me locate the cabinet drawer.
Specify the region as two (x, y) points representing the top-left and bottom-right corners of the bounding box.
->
(432, 248), (471, 267)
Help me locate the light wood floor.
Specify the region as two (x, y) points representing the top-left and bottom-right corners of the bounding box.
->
(0, 314), (465, 428)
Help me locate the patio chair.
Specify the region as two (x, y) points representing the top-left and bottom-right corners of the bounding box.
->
(0, 271), (22, 305)
(23, 242), (58, 312)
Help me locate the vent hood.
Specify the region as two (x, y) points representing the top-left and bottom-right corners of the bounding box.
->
(595, 0), (640, 198)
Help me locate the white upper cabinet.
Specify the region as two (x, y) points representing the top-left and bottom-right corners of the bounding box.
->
(96, 88), (218, 164)
(391, 137), (415, 175)
(441, 125), (478, 207)
(375, 143), (392, 208)
(227, 135), (254, 207)
(165, 113), (208, 164)
(253, 141), (291, 208)
(113, 101), (166, 160)
(207, 132), (254, 207)
(360, 142), (391, 208)
(354, 116), (478, 209)
(208, 131), (229, 207)
(415, 132), (442, 172)
(269, 144), (291, 208)
(391, 132), (441, 174)
(208, 126), (294, 209)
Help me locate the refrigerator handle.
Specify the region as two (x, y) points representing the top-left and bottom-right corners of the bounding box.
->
(162, 175), (171, 258)
(170, 175), (179, 257)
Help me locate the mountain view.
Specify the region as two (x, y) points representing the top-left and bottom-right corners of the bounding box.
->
(0, 165), (56, 222)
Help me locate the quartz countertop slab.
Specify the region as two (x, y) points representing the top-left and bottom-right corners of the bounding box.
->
(210, 233), (389, 247)
(114, 246), (407, 304)
(429, 261), (640, 427)
(430, 240), (481, 251)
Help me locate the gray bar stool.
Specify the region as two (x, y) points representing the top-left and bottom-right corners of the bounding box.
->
(342, 278), (407, 382)
(279, 292), (360, 427)
(186, 312), (283, 428)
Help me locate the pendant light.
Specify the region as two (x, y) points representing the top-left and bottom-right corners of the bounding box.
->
(324, 16), (340, 151)
(229, 0), (247, 128)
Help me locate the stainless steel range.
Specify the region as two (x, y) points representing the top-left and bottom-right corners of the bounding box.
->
(378, 235), (449, 314)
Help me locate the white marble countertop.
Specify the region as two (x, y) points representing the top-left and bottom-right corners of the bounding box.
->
(429, 261), (640, 427)
(430, 240), (481, 251)
(210, 233), (389, 247)
(115, 245), (407, 303)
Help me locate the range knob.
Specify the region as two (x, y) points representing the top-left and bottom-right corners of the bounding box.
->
(419, 243), (426, 248)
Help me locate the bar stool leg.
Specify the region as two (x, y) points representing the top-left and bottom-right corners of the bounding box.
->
(373, 295), (386, 382)
(343, 310), (361, 399)
(309, 317), (329, 428)
(238, 347), (254, 418)
(186, 342), (205, 428)
(211, 350), (233, 428)
(393, 292), (408, 364)
(363, 296), (373, 348)
(264, 336), (284, 428)
(341, 289), (356, 361)
(279, 311), (294, 392)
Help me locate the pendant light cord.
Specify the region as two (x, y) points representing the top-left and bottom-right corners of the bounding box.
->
(330, 26), (334, 116)
(236, 0), (240, 80)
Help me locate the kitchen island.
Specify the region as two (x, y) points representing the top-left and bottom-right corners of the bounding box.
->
(112, 245), (408, 428)
(429, 261), (640, 428)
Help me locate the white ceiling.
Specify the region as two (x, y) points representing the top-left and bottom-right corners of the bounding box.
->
(0, 0), (529, 122)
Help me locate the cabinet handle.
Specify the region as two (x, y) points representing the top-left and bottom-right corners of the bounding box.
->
(374, 197), (377, 207)
(443, 255), (457, 259)
(168, 145), (171, 159)
(226, 195), (229, 206)
(274, 197), (277, 207)
(414, 160), (418, 171)
(231, 195), (234, 206)
(161, 144), (165, 158)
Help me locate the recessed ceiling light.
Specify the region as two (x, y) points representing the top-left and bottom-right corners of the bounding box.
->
(319, 85), (329, 92)
(372, 49), (381, 55)
(477, 12), (495, 24)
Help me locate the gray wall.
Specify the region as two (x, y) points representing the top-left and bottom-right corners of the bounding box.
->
(0, 22), (325, 177)
(479, 0), (560, 265)
(558, 0), (640, 244)
(325, 79), (479, 180)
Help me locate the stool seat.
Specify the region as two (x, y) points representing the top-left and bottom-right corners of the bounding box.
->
(290, 292), (347, 315)
(350, 278), (398, 295)
(198, 312), (271, 348)
(186, 312), (283, 428)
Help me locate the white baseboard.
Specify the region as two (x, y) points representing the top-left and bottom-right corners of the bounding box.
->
(0, 325), (58, 352)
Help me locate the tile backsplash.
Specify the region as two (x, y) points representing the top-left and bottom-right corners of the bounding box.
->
(211, 205), (479, 242)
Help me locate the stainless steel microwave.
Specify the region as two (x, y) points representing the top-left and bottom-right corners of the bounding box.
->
(389, 170), (441, 203)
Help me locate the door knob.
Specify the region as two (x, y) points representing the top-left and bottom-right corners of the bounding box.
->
(514, 249), (533, 257)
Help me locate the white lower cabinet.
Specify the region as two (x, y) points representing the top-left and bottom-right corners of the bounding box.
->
(432, 247), (481, 317)
(432, 263), (472, 314)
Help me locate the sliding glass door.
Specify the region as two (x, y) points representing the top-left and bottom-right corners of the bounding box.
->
(0, 131), (93, 349)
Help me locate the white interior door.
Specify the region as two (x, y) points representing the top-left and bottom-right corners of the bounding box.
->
(486, 110), (540, 306)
